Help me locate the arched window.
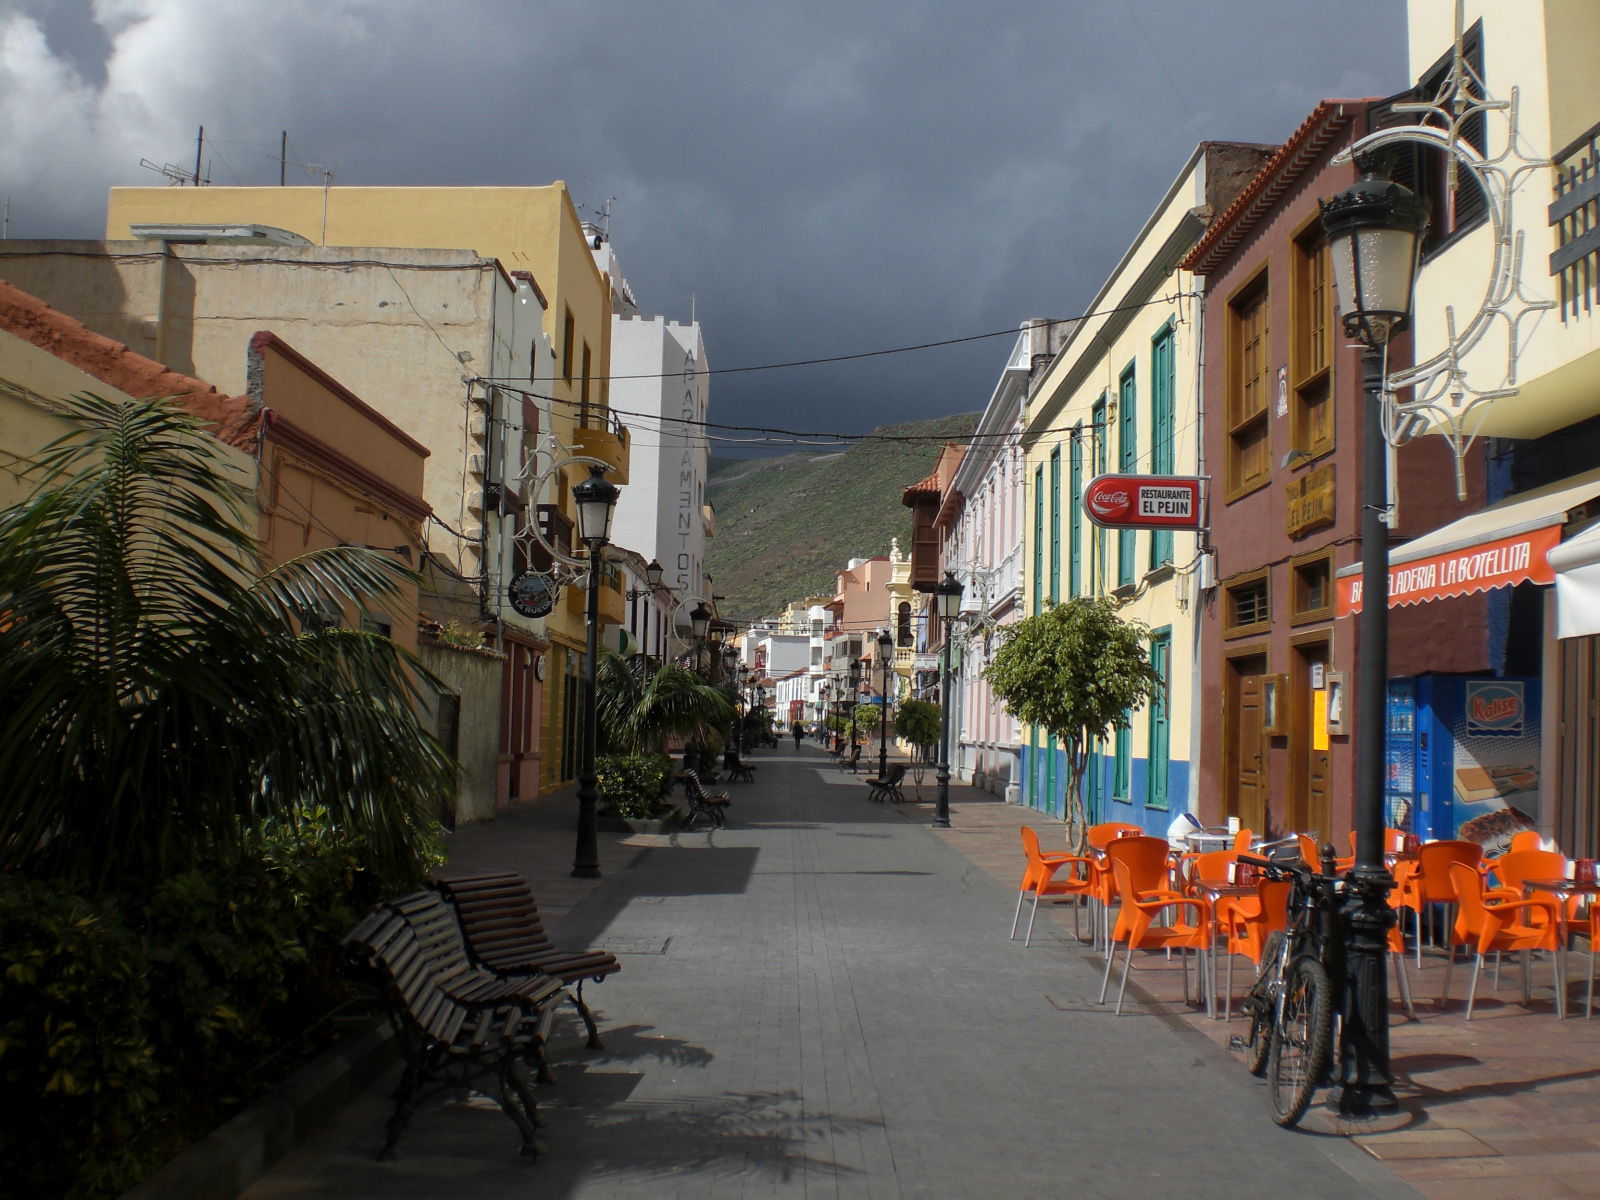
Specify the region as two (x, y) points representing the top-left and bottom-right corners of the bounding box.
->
(897, 602), (913, 647)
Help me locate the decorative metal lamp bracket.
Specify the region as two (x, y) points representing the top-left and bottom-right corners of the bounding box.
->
(509, 433), (615, 588)
(1332, 13), (1555, 501)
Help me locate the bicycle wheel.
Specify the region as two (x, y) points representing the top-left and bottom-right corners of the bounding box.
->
(1268, 956), (1334, 1127)
(1244, 930), (1286, 1077)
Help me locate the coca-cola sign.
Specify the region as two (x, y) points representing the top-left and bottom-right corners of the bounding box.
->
(1082, 474), (1205, 530)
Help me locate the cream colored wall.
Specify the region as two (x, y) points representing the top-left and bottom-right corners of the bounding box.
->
(1404, 0), (1600, 438)
(0, 326), (256, 508)
(1022, 157), (1207, 812)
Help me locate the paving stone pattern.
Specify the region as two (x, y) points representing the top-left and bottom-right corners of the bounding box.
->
(242, 744), (1600, 1200)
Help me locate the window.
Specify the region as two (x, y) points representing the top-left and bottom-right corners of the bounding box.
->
(1049, 447), (1061, 604)
(1114, 721), (1131, 800)
(897, 602), (912, 647)
(1117, 364), (1137, 587)
(1227, 275), (1272, 497)
(1032, 465), (1044, 613)
(561, 307), (575, 382)
(1224, 569), (1271, 638)
(580, 343), (592, 422)
(1068, 425), (1083, 598)
(1149, 325), (1176, 569)
(1367, 21), (1487, 257)
(1092, 394), (1108, 592)
(1147, 628), (1171, 809)
(1291, 551), (1334, 624)
(1290, 229), (1334, 459)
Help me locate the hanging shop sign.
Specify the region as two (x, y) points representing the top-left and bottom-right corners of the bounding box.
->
(1082, 474), (1206, 530)
(507, 570), (558, 619)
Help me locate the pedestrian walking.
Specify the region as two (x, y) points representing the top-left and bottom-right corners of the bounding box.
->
(791, 720), (803, 749)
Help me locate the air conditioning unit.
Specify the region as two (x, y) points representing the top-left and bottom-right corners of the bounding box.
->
(1197, 550), (1216, 591)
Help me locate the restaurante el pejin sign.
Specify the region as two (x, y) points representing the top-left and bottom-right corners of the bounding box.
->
(1082, 474), (1205, 530)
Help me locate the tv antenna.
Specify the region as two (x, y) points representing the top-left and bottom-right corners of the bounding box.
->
(138, 124), (209, 186)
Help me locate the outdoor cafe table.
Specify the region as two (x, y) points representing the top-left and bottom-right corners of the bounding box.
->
(1519, 878), (1600, 1017)
(1194, 877), (1254, 1019)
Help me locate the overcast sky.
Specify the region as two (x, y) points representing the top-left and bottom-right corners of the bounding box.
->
(3, 0), (1409, 453)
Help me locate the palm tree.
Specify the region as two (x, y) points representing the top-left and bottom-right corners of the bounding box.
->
(0, 393), (453, 895)
(594, 652), (734, 757)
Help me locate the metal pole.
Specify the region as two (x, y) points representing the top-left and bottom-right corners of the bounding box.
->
(1338, 342), (1397, 1115)
(572, 545), (604, 879)
(934, 629), (953, 829)
(878, 656), (891, 781)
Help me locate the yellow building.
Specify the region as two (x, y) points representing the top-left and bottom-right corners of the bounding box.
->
(102, 184), (629, 798)
(1019, 143), (1271, 833)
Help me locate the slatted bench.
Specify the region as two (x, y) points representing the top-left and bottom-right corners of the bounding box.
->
(866, 762), (908, 803)
(435, 872), (622, 1050)
(722, 750), (756, 782)
(343, 898), (563, 1161)
(678, 768), (732, 829)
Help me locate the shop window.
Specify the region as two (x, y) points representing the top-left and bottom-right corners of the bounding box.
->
(1227, 275), (1271, 498)
(1225, 569), (1271, 639)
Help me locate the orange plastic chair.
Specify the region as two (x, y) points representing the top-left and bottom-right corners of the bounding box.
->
(1588, 906), (1600, 1019)
(1393, 839), (1483, 966)
(1098, 836), (1210, 1015)
(1299, 833), (1354, 873)
(1010, 826), (1095, 946)
(1443, 861), (1563, 1019)
(1232, 827), (1254, 852)
(1486, 849), (1573, 922)
(1508, 830), (1543, 854)
(1179, 849), (1239, 894)
(1087, 821), (1143, 851)
(1213, 876), (1290, 1019)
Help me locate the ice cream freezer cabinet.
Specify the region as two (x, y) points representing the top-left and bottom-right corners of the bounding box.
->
(1386, 675), (1542, 855)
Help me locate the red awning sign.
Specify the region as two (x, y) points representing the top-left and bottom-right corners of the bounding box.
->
(1336, 524), (1562, 615)
(1083, 474), (1205, 530)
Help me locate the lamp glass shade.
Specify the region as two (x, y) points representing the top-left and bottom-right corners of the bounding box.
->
(848, 659), (862, 688)
(935, 572), (964, 619)
(1320, 174), (1428, 346)
(644, 559), (664, 587)
(689, 602), (711, 638)
(573, 465), (620, 544)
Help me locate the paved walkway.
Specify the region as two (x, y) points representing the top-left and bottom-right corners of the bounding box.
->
(243, 744), (1600, 1199)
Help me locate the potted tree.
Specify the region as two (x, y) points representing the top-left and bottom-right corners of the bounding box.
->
(894, 698), (942, 798)
(595, 654), (732, 826)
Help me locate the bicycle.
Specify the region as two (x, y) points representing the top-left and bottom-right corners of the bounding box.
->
(1237, 850), (1344, 1127)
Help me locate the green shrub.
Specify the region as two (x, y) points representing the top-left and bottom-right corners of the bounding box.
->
(597, 752), (674, 819)
(0, 880), (160, 1198)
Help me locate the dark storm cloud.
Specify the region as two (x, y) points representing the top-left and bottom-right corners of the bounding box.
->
(1, 1), (1406, 447)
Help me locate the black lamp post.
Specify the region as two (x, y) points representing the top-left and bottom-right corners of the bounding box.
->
(876, 629), (894, 780)
(933, 572), (964, 829)
(848, 657), (862, 750)
(689, 600), (711, 675)
(818, 680), (830, 743)
(572, 464), (621, 880)
(1320, 165), (1427, 1116)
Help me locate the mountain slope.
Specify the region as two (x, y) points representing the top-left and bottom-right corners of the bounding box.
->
(705, 413), (979, 621)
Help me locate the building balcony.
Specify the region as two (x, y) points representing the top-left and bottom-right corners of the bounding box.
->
(572, 410), (630, 486)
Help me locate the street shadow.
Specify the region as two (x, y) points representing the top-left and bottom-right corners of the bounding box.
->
(578, 1022), (714, 1070)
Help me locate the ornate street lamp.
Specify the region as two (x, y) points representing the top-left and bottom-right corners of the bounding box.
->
(624, 558), (665, 600)
(932, 572), (964, 829)
(572, 464), (620, 880)
(876, 629), (894, 781)
(1320, 165), (1427, 1116)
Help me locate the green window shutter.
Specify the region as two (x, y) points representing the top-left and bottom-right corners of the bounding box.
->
(1114, 721), (1131, 799)
(1147, 628), (1171, 810)
(1117, 366), (1137, 587)
(1049, 448), (1061, 604)
(1150, 326), (1176, 569)
(1069, 426), (1083, 598)
(1032, 466), (1044, 613)
(1092, 395), (1108, 593)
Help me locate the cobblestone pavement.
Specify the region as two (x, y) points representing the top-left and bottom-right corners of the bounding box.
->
(243, 743), (1600, 1199)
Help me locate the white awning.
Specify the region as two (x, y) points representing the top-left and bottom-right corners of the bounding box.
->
(1551, 521), (1600, 639)
(1337, 465), (1600, 614)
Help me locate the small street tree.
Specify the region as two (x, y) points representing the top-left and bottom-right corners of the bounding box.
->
(894, 697), (940, 761)
(983, 596), (1163, 851)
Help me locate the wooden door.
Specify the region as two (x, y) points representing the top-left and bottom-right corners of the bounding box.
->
(1289, 642), (1332, 839)
(1231, 660), (1268, 834)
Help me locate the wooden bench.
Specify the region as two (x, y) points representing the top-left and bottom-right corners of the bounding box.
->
(343, 897), (564, 1161)
(722, 750), (756, 782)
(434, 872), (621, 1050)
(678, 768), (732, 828)
(836, 744), (863, 774)
(866, 762), (908, 803)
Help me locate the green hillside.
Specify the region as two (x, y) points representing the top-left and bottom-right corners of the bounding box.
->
(705, 413), (979, 621)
